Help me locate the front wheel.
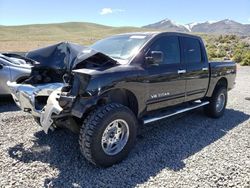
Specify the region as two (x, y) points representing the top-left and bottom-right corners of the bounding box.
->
(204, 87), (227, 118)
(79, 103), (138, 167)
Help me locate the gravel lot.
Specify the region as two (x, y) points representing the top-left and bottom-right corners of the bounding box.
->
(0, 66), (249, 188)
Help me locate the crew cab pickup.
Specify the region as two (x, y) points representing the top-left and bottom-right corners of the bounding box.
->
(8, 32), (236, 167)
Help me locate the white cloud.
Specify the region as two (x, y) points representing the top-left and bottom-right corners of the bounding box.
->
(100, 8), (112, 15)
(100, 8), (125, 15)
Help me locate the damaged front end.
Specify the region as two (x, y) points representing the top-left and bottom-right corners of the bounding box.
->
(7, 42), (117, 133)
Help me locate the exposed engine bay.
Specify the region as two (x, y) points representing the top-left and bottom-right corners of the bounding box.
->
(23, 42), (117, 84)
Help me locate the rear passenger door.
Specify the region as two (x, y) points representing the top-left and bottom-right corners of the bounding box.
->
(181, 37), (209, 101)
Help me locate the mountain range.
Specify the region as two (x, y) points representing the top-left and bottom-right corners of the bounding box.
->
(142, 19), (250, 35)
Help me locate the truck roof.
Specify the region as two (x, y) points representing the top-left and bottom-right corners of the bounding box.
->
(114, 31), (202, 39)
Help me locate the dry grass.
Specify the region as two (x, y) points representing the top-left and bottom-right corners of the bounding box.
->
(0, 22), (149, 52)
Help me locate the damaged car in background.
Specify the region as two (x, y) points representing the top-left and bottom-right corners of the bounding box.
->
(0, 53), (32, 95)
(8, 32), (236, 167)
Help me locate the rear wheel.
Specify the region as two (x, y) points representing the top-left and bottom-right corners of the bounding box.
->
(79, 103), (138, 167)
(204, 87), (227, 118)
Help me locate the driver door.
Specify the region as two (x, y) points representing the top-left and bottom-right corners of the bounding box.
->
(144, 35), (186, 111)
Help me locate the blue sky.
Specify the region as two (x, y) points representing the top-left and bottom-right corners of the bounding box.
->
(0, 0), (249, 26)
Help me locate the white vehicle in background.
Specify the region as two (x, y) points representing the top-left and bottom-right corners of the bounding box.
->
(0, 53), (31, 95)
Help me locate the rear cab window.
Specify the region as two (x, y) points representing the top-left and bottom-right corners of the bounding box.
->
(182, 37), (202, 64)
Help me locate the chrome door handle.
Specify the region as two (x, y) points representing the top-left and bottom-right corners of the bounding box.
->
(202, 67), (208, 71)
(177, 69), (186, 74)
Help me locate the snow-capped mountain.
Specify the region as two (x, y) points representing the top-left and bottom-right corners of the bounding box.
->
(184, 22), (199, 32)
(142, 19), (189, 32)
(142, 19), (250, 35)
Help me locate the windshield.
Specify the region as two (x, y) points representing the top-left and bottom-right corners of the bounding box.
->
(91, 34), (151, 62)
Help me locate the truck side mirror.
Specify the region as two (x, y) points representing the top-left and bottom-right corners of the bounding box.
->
(145, 51), (164, 65)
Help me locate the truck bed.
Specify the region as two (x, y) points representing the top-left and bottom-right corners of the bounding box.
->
(206, 61), (236, 97)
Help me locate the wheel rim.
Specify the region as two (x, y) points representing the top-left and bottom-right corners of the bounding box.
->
(216, 93), (225, 112)
(101, 119), (129, 156)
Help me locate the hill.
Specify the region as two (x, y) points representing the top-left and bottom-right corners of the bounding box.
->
(0, 22), (146, 52)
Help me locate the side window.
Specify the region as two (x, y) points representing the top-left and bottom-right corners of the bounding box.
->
(182, 37), (202, 63)
(150, 36), (180, 64)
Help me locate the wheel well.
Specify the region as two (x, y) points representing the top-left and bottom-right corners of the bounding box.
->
(97, 89), (139, 116)
(215, 77), (228, 90)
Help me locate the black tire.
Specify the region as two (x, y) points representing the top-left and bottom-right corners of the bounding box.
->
(204, 86), (227, 118)
(79, 103), (138, 167)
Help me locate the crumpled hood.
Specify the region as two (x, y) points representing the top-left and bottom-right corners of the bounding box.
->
(24, 42), (117, 84)
(26, 42), (117, 71)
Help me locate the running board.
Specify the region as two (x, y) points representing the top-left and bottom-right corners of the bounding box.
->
(143, 101), (209, 124)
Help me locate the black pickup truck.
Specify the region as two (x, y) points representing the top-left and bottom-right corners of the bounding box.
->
(8, 32), (236, 167)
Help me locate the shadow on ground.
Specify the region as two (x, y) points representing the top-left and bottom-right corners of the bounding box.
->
(8, 109), (250, 187)
(0, 95), (19, 113)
